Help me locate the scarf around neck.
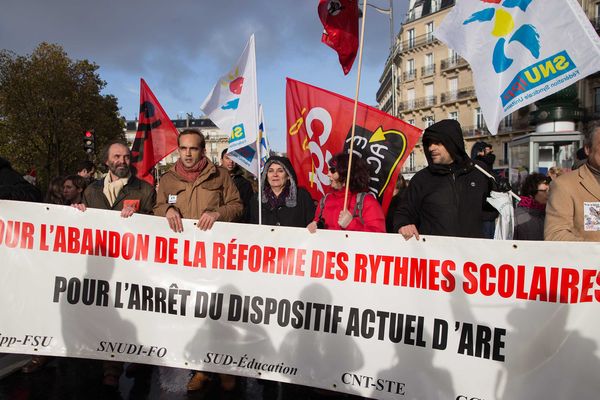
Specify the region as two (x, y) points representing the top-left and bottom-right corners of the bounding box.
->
(103, 174), (130, 207)
(174, 157), (208, 183)
(517, 195), (545, 211)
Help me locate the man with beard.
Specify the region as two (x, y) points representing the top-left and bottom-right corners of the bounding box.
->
(81, 140), (155, 215)
(394, 120), (492, 240)
(74, 140), (155, 387)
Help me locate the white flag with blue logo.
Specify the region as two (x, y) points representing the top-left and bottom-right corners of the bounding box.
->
(225, 104), (270, 176)
(201, 34), (259, 153)
(435, 0), (600, 135)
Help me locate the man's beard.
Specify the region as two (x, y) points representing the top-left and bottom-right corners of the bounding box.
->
(109, 162), (130, 179)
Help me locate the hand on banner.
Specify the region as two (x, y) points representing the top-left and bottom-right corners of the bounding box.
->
(307, 221), (318, 234)
(399, 224), (420, 241)
(166, 207), (183, 233)
(72, 204), (86, 212)
(338, 209), (352, 229)
(120, 205), (136, 218)
(197, 211), (220, 231)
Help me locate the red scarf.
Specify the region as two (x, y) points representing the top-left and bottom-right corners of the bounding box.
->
(517, 195), (546, 211)
(174, 157), (208, 183)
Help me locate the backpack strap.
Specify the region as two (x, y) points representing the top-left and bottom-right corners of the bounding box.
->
(318, 193), (331, 223)
(352, 192), (373, 225)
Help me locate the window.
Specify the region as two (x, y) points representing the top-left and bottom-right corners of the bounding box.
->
(407, 29), (415, 48)
(407, 88), (415, 109)
(431, 0), (441, 13)
(426, 22), (434, 42)
(424, 83), (434, 106)
(423, 53), (435, 76)
(474, 108), (485, 129)
(424, 116), (435, 127)
(408, 152), (415, 171)
(449, 111), (458, 120)
(448, 48), (458, 61)
(503, 113), (513, 129)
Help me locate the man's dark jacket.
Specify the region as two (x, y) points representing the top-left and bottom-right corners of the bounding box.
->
(0, 157), (41, 202)
(230, 167), (254, 223)
(393, 120), (491, 238)
(83, 175), (155, 214)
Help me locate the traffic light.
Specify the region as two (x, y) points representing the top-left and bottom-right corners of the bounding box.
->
(83, 130), (95, 154)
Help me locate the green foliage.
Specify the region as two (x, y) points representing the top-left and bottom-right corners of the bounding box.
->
(0, 42), (125, 188)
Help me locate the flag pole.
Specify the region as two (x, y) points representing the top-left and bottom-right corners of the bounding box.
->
(257, 107), (263, 225)
(343, 0), (369, 211)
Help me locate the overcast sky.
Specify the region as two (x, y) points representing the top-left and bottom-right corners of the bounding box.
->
(0, 0), (408, 151)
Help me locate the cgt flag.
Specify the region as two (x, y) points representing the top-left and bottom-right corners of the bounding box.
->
(201, 34), (259, 172)
(131, 79), (179, 185)
(318, 0), (360, 75)
(286, 78), (422, 213)
(435, 0), (600, 135)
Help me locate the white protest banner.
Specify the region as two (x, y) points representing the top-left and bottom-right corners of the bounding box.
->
(1, 200), (600, 399)
(435, 0), (600, 134)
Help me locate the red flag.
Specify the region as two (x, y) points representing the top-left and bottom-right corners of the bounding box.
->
(318, 0), (359, 75)
(286, 78), (423, 213)
(131, 79), (179, 185)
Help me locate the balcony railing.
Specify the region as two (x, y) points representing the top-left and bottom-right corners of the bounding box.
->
(403, 69), (417, 81)
(462, 125), (489, 137)
(398, 100), (415, 112)
(399, 33), (436, 52)
(440, 87), (476, 103)
(440, 56), (468, 71)
(421, 64), (436, 77)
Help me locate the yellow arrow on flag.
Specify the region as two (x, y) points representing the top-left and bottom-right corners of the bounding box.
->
(369, 127), (405, 143)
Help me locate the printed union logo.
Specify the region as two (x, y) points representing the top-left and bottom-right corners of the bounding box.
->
(230, 123), (246, 143)
(500, 50), (576, 106)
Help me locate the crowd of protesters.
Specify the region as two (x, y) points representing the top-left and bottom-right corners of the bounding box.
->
(1, 118), (600, 398)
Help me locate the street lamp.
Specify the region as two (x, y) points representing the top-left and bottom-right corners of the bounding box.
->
(366, 1), (396, 116)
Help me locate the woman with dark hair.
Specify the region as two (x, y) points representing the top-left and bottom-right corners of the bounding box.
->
(250, 156), (315, 227)
(513, 173), (550, 240)
(308, 152), (385, 233)
(45, 176), (66, 204)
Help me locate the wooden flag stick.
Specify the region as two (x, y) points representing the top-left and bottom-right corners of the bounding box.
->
(343, 0), (369, 211)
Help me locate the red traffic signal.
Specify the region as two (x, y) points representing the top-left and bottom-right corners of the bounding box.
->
(83, 130), (95, 154)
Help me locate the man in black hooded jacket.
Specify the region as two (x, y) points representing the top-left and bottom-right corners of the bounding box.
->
(394, 119), (491, 239)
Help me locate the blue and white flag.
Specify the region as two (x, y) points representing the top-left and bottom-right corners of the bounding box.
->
(226, 104), (271, 176)
(435, 0), (600, 134)
(201, 34), (259, 154)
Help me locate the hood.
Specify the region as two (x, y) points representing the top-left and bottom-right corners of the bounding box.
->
(260, 156), (298, 207)
(422, 119), (471, 172)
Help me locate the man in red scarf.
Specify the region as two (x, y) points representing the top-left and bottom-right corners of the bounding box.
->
(155, 130), (243, 233)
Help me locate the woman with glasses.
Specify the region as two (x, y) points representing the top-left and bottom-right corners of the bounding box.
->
(514, 173), (550, 240)
(307, 152), (385, 233)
